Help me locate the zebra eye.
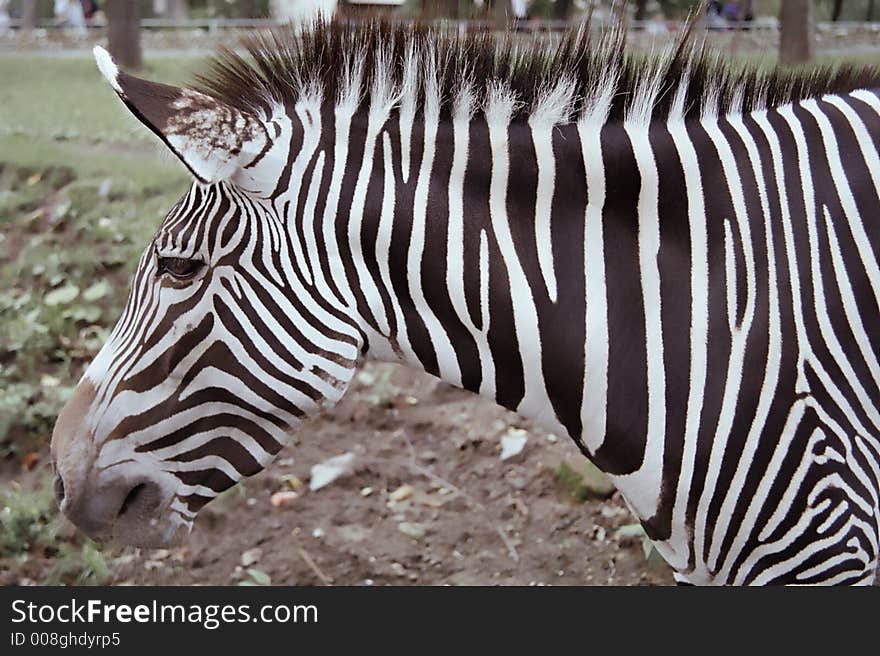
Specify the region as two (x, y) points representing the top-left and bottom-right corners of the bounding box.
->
(157, 256), (203, 281)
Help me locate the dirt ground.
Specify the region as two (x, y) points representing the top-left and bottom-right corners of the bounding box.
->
(3, 363), (674, 587)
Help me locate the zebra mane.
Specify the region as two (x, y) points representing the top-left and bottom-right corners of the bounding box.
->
(193, 18), (880, 125)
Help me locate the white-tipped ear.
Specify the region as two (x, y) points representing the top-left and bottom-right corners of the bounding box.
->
(93, 46), (271, 187)
(94, 46), (123, 94)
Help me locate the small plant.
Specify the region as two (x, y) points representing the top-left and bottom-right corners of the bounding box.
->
(554, 462), (591, 501)
(43, 541), (112, 586)
(361, 367), (400, 406)
(0, 477), (115, 585)
(614, 523), (667, 569)
(215, 481), (246, 505)
(0, 479), (57, 557)
(239, 568), (271, 586)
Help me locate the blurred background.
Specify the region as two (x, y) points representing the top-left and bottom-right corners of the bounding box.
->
(0, 1), (877, 587)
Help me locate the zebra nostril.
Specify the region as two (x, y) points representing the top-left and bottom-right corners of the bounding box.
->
(53, 474), (65, 505)
(119, 483), (146, 517)
(117, 481), (160, 520)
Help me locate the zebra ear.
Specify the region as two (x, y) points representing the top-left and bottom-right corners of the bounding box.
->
(93, 46), (270, 187)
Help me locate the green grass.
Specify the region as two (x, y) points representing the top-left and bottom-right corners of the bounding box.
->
(0, 56), (194, 461)
(0, 57), (200, 145)
(0, 478), (57, 557)
(733, 50), (880, 71)
(1, 477), (113, 585)
(0, 56), (196, 185)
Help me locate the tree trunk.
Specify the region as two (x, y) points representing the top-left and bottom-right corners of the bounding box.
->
(240, 0), (259, 18)
(831, 0), (844, 21)
(493, 0), (511, 30)
(167, 0), (188, 20)
(424, 0), (460, 18)
(555, 0), (574, 20)
(868, 0), (875, 21)
(21, 0), (38, 30)
(779, 0), (814, 65)
(634, 0), (648, 22)
(106, 0), (142, 71)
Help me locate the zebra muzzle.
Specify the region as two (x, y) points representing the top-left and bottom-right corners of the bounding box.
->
(54, 472), (163, 538)
(51, 380), (183, 547)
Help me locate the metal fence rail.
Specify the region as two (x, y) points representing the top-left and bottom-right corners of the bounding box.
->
(4, 17), (880, 33)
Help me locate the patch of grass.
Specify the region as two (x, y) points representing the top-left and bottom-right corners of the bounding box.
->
(43, 541), (112, 586)
(0, 478), (57, 556)
(554, 462), (591, 502)
(359, 367), (401, 406)
(0, 134), (188, 191)
(732, 49), (880, 71)
(0, 56), (200, 145)
(215, 481), (247, 505)
(0, 159), (187, 458)
(0, 477), (114, 585)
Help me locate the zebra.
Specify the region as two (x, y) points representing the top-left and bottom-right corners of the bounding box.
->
(50, 20), (880, 585)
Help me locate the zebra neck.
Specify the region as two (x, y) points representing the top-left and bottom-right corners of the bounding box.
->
(334, 108), (599, 444)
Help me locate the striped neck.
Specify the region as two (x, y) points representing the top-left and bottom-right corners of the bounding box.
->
(305, 102), (595, 442)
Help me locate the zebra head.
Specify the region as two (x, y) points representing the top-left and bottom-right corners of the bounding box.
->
(50, 48), (362, 547)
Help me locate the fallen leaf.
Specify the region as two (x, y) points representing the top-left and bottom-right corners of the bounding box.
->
(21, 452), (40, 470)
(82, 280), (111, 302)
(398, 522), (427, 540)
(241, 547), (262, 567)
(613, 524), (645, 541)
(62, 305), (101, 323)
(279, 474), (304, 491)
(309, 452), (356, 491)
(500, 428), (528, 461)
(600, 506), (627, 520)
(389, 484), (414, 503)
(49, 201), (71, 227)
(44, 284), (79, 306)
(246, 568), (271, 586)
(413, 490), (445, 508)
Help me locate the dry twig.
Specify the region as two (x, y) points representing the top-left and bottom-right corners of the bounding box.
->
(298, 547), (334, 585)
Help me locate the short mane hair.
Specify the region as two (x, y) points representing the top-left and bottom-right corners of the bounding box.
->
(193, 18), (880, 124)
